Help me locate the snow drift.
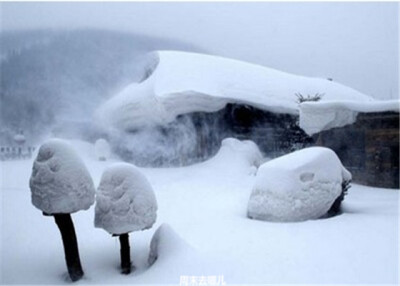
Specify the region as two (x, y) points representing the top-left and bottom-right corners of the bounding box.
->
(29, 138), (95, 214)
(95, 163), (157, 235)
(205, 138), (263, 175)
(247, 147), (351, 222)
(96, 51), (373, 131)
(143, 224), (217, 282)
(148, 224), (195, 267)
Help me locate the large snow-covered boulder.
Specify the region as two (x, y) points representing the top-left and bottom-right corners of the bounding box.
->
(95, 163), (158, 235)
(247, 147), (351, 222)
(30, 138), (95, 214)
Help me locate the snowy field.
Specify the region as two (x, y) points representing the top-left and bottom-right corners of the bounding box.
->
(1, 140), (398, 285)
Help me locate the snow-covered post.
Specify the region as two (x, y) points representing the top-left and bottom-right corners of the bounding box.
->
(53, 213), (83, 280)
(29, 139), (95, 282)
(118, 233), (131, 273)
(95, 163), (157, 274)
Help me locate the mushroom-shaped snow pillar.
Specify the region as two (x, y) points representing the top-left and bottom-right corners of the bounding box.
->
(94, 163), (157, 274)
(29, 138), (95, 282)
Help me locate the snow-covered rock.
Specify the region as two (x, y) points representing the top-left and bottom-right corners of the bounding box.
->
(29, 138), (95, 214)
(247, 147), (351, 222)
(94, 138), (111, 161)
(94, 163), (157, 235)
(95, 51), (373, 131)
(300, 99), (400, 135)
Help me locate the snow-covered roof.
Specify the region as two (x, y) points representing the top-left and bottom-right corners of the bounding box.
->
(300, 99), (400, 135)
(96, 51), (374, 131)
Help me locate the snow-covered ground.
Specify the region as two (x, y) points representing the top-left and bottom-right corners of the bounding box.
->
(1, 140), (398, 285)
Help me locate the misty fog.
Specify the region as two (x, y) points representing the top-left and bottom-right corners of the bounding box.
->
(0, 29), (202, 145)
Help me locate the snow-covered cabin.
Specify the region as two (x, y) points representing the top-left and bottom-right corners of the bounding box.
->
(95, 51), (399, 188)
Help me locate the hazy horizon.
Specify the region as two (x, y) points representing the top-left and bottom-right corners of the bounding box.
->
(1, 2), (399, 99)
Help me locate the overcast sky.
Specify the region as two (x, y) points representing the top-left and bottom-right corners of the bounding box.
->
(1, 2), (398, 99)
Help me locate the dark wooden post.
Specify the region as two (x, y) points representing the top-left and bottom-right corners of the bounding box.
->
(119, 233), (131, 274)
(53, 213), (84, 282)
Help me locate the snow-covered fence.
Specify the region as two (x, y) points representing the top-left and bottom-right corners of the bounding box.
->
(0, 145), (36, 160)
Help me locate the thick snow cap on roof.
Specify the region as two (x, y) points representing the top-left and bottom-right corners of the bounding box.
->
(30, 138), (95, 214)
(300, 100), (400, 135)
(247, 147), (351, 222)
(95, 163), (157, 235)
(96, 51), (373, 131)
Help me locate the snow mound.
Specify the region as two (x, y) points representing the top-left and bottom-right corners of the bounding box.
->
(247, 147), (351, 222)
(96, 51), (373, 131)
(148, 223), (194, 267)
(300, 99), (400, 135)
(94, 163), (157, 235)
(29, 138), (95, 214)
(94, 138), (111, 161)
(144, 224), (213, 282)
(208, 138), (263, 173)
